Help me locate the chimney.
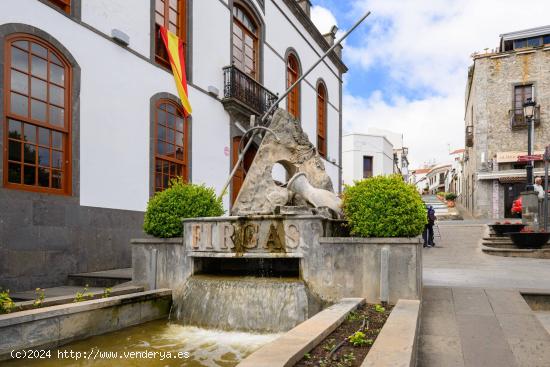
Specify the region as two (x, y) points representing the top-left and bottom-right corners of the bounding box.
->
(296, 0), (311, 17)
(323, 25), (342, 58)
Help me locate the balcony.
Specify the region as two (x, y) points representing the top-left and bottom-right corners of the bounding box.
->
(222, 65), (278, 118)
(465, 125), (474, 147)
(509, 106), (540, 130)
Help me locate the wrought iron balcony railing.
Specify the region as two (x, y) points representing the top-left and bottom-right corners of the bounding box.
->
(465, 125), (474, 147)
(509, 106), (540, 130)
(222, 65), (278, 117)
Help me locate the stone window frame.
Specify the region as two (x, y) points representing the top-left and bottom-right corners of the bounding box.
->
(149, 92), (192, 196)
(285, 48), (302, 121)
(316, 78), (328, 158)
(0, 23), (80, 197)
(150, 0), (193, 81)
(3, 34), (72, 195)
(37, 0), (82, 21)
(229, 0), (266, 84)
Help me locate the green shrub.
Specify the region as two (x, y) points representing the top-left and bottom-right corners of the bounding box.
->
(143, 178), (224, 238)
(0, 289), (15, 314)
(343, 175), (427, 237)
(437, 191), (446, 197)
(445, 192), (457, 201)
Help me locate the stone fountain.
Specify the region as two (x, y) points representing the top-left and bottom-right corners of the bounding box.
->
(132, 109), (422, 333)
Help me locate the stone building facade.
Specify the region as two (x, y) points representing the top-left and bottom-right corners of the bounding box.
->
(462, 25), (550, 218)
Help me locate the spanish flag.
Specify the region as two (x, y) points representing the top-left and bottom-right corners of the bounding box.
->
(160, 27), (192, 116)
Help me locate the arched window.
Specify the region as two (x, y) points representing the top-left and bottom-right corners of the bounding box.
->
(232, 4), (259, 80)
(154, 0), (186, 67)
(4, 35), (71, 194)
(316, 81), (327, 157)
(286, 52), (300, 119)
(154, 99), (189, 191)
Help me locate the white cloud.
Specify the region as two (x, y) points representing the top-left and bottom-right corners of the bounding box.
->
(336, 0), (550, 167)
(310, 5), (338, 35)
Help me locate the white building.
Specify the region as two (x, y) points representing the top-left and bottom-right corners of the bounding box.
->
(0, 0), (346, 291)
(342, 133), (394, 185)
(446, 149), (465, 197)
(409, 168), (431, 194)
(426, 164), (452, 195)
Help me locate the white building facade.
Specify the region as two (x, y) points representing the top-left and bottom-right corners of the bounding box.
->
(0, 0), (346, 291)
(342, 133), (394, 186)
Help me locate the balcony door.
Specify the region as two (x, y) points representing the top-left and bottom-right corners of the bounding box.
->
(232, 5), (258, 80)
(231, 136), (257, 205)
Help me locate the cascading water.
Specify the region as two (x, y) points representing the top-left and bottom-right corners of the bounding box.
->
(171, 275), (317, 333)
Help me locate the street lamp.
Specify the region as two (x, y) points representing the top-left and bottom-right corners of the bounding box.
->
(523, 98), (537, 191)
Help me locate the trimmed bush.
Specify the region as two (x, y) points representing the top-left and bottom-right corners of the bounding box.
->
(144, 178), (224, 238)
(445, 192), (457, 201)
(343, 175), (427, 237)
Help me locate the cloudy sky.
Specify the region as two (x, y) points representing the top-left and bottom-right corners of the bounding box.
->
(310, 0), (550, 168)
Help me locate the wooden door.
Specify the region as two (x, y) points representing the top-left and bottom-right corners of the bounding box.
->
(231, 136), (257, 205)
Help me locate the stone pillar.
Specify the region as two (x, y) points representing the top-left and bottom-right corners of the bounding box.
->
(521, 191), (540, 229)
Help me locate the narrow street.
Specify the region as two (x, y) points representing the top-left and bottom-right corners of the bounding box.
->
(419, 223), (550, 367)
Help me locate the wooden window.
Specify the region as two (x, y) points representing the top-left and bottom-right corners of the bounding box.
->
(316, 82), (327, 158)
(232, 5), (259, 80)
(154, 100), (188, 191)
(286, 53), (300, 119)
(4, 35), (71, 194)
(363, 156), (373, 178)
(513, 84), (533, 123)
(154, 0), (186, 67)
(47, 0), (71, 14)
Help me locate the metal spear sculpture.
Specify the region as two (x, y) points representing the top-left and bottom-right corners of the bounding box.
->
(218, 11), (372, 200)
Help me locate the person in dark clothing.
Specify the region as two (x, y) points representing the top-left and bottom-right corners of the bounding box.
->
(423, 205), (436, 248)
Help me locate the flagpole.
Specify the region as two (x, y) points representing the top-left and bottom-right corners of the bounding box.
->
(218, 10), (371, 200)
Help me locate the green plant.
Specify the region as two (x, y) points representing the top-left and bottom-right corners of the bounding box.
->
(143, 178), (224, 238)
(341, 351), (355, 365)
(375, 304), (386, 313)
(445, 192), (457, 201)
(342, 175), (427, 237)
(303, 353), (311, 360)
(102, 287), (112, 299)
(322, 338), (336, 352)
(33, 288), (45, 308)
(73, 285), (93, 303)
(347, 310), (361, 321)
(0, 289), (15, 314)
(366, 339), (374, 346)
(348, 331), (368, 347)
(437, 191), (446, 197)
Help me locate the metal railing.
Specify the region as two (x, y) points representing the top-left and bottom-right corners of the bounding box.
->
(465, 125), (474, 147)
(509, 106), (540, 129)
(223, 65), (278, 116)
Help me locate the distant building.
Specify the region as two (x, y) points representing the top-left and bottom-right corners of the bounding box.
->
(426, 164), (452, 195)
(367, 128), (410, 180)
(409, 168), (431, 194)
(446, 149), (465, 197)
(462, 25), (550, 218)
(342, 133), (394, 185)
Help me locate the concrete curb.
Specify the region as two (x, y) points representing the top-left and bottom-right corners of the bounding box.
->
(0, 289), (172, 361)
(13, 285), (144, 312)
(237, 298), (365, 367)
(361, 299), (421, 367)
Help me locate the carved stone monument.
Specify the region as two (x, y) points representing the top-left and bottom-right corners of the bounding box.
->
(232, 109), (340, 216)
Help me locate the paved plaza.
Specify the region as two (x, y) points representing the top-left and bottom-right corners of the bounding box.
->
(419, 223), (550, 367)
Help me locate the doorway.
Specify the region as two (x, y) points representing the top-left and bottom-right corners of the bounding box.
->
(504, 182), (525, 218)
(231, 136), (257, 205)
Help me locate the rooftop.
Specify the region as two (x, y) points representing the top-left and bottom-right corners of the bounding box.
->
(500, 25), (550, 42)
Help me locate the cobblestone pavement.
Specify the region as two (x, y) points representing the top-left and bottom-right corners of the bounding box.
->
(419, 223), (550, 367)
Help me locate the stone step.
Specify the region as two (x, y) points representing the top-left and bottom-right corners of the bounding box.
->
(67, 268), (132, 287)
